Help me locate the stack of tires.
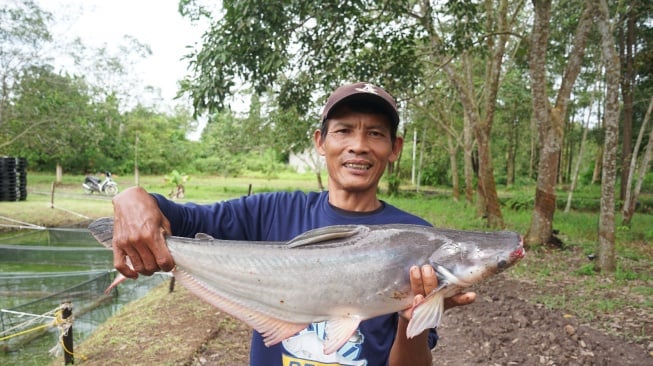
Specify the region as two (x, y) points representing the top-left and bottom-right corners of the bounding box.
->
(0, 157), (27, 201)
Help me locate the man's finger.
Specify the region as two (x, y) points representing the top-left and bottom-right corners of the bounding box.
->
(444, 292), (477, 310)
(113, 249), (138, 279)
(133, 242), (159, 276)
(409, 265), (424, 296)
(153, 226), (174, 272)
(421, 264), (438, 294)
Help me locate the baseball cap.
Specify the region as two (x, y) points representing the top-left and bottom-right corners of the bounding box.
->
(321, 82), (399, 129)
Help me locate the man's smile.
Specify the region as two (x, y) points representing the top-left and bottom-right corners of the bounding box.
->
(344, 162), (372, 170)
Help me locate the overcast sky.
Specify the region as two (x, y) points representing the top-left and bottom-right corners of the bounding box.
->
(36, 0), (206, 109)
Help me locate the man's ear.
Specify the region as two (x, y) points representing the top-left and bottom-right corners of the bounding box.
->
(313, 129), (326, 156)
(388, 136), (404, 163)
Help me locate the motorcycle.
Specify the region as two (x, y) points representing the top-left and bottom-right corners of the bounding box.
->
(83, 171), (119, 195)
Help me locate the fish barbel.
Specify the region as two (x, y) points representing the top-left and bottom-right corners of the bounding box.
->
(88, 217), (524, 355)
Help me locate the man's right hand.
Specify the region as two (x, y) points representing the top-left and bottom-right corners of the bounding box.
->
(111, 186), (174, 278)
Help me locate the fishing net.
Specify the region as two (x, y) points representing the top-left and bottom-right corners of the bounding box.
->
(0, 226), (114, 349)
(0, 271), (115, 357)
(0, 225), (168, 362)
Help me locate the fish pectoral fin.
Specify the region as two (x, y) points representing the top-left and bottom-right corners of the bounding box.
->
(406, 290), (445, 339)
(323, 315), (362, 355)
(287, 225), (367, 248)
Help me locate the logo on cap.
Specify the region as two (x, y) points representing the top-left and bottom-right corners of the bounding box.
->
(354, 83), (379, 95)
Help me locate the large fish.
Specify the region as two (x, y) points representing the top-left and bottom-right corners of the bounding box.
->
(88, 217), (524, 355)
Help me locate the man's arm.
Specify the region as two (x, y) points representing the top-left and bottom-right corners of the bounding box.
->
(388, 265), (476, 366)
(112, 186), (174, 278)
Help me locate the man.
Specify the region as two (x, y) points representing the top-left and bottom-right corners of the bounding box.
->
(111, 82), (475, 365)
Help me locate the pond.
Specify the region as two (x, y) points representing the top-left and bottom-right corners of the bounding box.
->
(0, 228), (166, 366)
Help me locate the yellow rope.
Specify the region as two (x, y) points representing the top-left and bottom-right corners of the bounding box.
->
(0, 323), (51, 342)
(0, 304), (87, 361)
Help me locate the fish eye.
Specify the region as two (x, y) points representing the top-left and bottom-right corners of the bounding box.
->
(497, 259), (508, 269)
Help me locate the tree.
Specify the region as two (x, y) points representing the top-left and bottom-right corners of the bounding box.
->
(120, 105), (195, 174)
(525, 0), (593, 247)
(2, 66), (98, 172)
(0, 0), (52, 132)
(180, 0), (530, 228)
(594, 0), (620, 273)
(622, 97), (653, 226)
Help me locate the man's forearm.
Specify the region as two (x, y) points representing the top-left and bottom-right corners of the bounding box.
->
(388, 316), (432, 366)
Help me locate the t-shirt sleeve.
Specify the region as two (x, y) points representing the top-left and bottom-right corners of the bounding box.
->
(151, 191), (301, 241)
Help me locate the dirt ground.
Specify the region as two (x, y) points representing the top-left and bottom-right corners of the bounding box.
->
(182, 274), (653, 366)
(432, 274), (653, 366)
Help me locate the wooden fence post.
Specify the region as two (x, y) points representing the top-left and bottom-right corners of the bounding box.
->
(61, 301), (74, 365)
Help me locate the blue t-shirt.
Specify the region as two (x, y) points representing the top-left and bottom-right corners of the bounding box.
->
(153, 190), (438, 366)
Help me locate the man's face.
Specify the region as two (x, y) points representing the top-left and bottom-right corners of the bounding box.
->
(314, 106), (403, 194)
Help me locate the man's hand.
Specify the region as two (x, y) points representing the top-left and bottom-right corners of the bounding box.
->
(112, 186), (174, 278)
(402, 265), (476, 319)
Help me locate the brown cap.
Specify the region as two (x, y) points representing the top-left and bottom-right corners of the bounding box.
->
(321, 82), (399, 128)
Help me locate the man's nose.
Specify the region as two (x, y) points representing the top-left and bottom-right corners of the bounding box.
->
(348, 131), (370, 153)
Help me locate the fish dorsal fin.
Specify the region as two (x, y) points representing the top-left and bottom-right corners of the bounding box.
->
(194, 233), (215, 240)
(323, 316), (362, 355)
(287, 225), (367, 248)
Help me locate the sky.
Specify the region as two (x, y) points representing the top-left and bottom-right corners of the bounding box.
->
(36, 0), (207, 111)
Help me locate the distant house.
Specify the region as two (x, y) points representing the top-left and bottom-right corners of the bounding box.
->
(288, 148), (325, 174)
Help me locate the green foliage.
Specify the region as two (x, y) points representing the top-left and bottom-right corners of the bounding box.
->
(642, 172), (653, 193)
(2, 66), (102, 171)
(179, 0), (427, 116)
(193, 156), (243, 177)
(242, 150), (288, 179)
(164, 170), (189, 187)
(164, 170), (190, 199)
(503, 193), (535, 211)
(385, 173), (401, 196)
(574, 263), (595, 276)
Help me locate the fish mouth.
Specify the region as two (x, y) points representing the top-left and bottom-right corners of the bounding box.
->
(510, 246), (526, 261)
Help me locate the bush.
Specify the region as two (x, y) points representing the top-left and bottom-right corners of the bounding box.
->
(193, 156), (243, 177)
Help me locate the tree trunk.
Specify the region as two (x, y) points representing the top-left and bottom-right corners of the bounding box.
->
(417, 125), (426, 192)
(595, 0), (620, 273)
(565, 103), (591, 213)
(622, 97), (653, 225)
(411, 128), (417, 186)
(525, 0), (592, 247)
(463, 113), (475, 204)
(619, 2), (636, 201)
(506, 102), (520, 186)
(448, 134), (460, 202)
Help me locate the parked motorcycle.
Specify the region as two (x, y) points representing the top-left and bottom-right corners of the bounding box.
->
(83, 171), (119, 195)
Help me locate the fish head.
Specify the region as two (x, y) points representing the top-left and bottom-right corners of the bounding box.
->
(428, 230), (525, 288)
